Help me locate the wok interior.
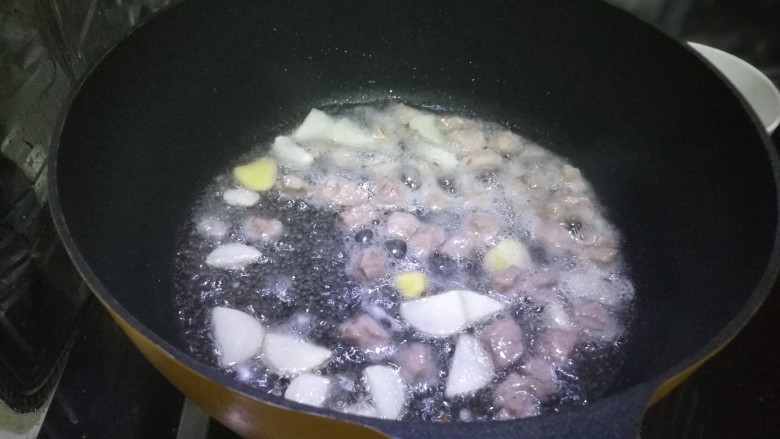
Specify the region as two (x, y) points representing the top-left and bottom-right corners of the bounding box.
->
(54, 0), (776, 403)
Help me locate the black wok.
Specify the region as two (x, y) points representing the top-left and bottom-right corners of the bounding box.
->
(48, 0), (780, 437)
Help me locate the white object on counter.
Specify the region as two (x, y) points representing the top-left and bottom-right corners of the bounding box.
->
(688, 42), (780, 133)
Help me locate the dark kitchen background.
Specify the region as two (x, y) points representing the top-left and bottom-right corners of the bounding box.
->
(1, 0), (778, 438)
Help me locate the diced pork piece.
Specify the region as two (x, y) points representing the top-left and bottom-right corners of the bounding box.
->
(541, 196), (596, 222)
(530, 272), (558, 289)
(562, 164), (588, 194)
(440, 115), (480, 132)
(397, 343), (435, 384)
(520, 144), (548, 158)
(537, 329), (578, 364)
(578, 242), (618, 265)
(368, 160), (398, 180)
(463, 150), (503, 169)
(493, 373), (541, 419)
(407, 224), (446, 259)
(515, 272), (558, 303)
(276, 174), (310, 197)
(422, 184), (450, 212)
(534, 219), (576, 252)
(339, 315), (391, 353)
(449, 127), (486, 154)
(466, 214), (503, 247)
(439, 232), (476, 259)
(386, 212), (421, 239)
(243, 216), (283, 242)
(374, 176), (409, 208)
(348, 247), (387, 281)
(562, 164), (581, 181)
(314, 178), (369, 207)
(490, 130), (524, 154)
(503, 172), (549, 202)
(491, 265), (525, 294)
(462, 184), (495, 212)
(479, 318), (526, 369)
(339, 203), (380, 229)
(438, 214), (501, 259)
(521, 357), (557, 397)
(329, 146), (363, 169)
(573, 301), (618, 341)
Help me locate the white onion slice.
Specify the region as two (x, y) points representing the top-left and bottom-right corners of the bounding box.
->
(223, 187), (260, 207)
(211, 307), (266, 367)
(363, 365), (406, 420)
(293, 108), (375, 147)
(399, 290), (505, 336)
(284, 374), (331, 408)
(341, 402), (380, 418)
(409, 114), (445, 144)
(205, 243), (261, 270)
(399, 291), (467, 336)
(271, 136), (314, 170)
(415, 143), (459, 171)
(262, 333), (332, 376)
(445, 334), (494, 397)
(457, 290), (506, 325)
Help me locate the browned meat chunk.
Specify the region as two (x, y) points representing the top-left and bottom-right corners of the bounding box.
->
(491, 265), (525, 294)
(244, 216), (283, 241)
(537, 329), (577, 364)
(407, 224), (446, 259)
(386, 211), (420, 239)
(397, 343), (435, 384)
(479, 318), (526, 369)
(374, 176), (408, 208)
(493, 373), (541, 419)
(348, 247), (386, 281)
(339, 315), (391, 352)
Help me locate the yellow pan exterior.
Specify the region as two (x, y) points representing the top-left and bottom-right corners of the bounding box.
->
(103, 304), (390, 439)
(649, 339), (732, 406)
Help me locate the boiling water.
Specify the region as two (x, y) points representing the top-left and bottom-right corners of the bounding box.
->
(172, 103), (634, 422)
